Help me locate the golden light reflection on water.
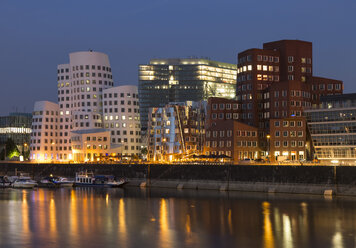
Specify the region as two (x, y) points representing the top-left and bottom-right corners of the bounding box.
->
(262, 201), (274, 248)
(118, 198), (127, 246)
(332, 220), (344, 248)
(4, 189), (356, 247)
(70, 189), (78, 235)
(21, 192), (29, 243)
(159, 198), (173, 248)
(228, 208), (233, 235)
(185, 214), (191, 234)
(282, 214), (293, 248)
(49, 197), (57, 241)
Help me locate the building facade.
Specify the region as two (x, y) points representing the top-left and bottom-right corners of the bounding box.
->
(139, 58), (237, 132)
(30, 51), (141, 163)
(204, 97), (260, 162)
(269, 117), (311, 162)
(236, 40), (343, 131)
(30, 101), (60, 161)
(147, 101), (206, 162)
(102, 85), (142, 156)
(305, 94), (356, 165)
(0, 112), (32, 159)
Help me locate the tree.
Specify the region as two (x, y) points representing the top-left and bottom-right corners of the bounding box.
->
(0, 138), (20, 160)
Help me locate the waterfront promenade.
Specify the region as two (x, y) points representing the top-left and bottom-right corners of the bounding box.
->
(1, 162), (356, 196)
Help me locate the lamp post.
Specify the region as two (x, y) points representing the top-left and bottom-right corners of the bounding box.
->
(266, 134), (271, 162)
(23, 143), (27, 160)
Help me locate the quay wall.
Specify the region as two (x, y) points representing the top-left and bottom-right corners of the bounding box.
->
(1, 163), (356, 195)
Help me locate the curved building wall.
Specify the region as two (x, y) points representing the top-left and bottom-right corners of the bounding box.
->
(30, 101), (61, 161)
(103, 85), (142, 156)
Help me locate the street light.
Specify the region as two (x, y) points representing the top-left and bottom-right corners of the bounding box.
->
(266, 134), (271, 162)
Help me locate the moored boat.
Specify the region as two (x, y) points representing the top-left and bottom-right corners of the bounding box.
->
(52, 177), (74, 187)
(74, 171), (126, 187)
(0, 176), (12, 188)
(37, 177), (57, 188)
(12, 178), (38, 189)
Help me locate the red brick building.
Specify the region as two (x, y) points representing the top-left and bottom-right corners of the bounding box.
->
(269, 117), (312, 162)
(235, 39), (343, 161)
(205, 40), (343, 162)
(204, 97), (259, 162)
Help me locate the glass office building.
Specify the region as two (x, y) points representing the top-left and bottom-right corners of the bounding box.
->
(0, 113), (32, 153)
(305, 93), (356, 164)
(139, 58), (237, 131)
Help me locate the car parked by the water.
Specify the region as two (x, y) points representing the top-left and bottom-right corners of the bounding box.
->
(238, 158), (255, 165)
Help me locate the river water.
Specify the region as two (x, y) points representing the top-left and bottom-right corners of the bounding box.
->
(0, 187), (355, 248)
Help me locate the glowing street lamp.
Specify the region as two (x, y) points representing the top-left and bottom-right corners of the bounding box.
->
(266, 134), (271, 161)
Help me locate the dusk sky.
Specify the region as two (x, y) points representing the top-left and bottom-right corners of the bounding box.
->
(0, 0), (355, 115)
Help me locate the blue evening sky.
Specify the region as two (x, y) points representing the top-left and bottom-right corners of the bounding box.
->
(0, 0), (355, 115)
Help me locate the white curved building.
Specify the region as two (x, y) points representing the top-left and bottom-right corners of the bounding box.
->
(30, 101), (61, 161)
(30, 51), (141, 163)
(103, 85), (142, 156)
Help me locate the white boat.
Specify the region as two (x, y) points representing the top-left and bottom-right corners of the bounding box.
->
(13, 178), (38, 189)
(0, 176), (11, 188)
(52, 177), (74, 187)
(74, 171), (127, 187)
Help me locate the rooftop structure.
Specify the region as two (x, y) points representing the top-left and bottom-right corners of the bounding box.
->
(139, 58), (237, 132)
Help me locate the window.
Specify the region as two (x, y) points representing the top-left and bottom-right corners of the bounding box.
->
(275, 141), (280, 147)
(283, 121), (288, 127)
(274, 121), (280, 127)
(275, 131), (280, 137)
(288, 56), (294, 63)
(288, 66), (294, 72)
(219, 131), (225, 137)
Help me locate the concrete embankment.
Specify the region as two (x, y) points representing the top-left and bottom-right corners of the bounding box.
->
(1, 162), (356, 196)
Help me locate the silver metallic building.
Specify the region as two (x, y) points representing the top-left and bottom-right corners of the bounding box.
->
(139, 58), (237, 132)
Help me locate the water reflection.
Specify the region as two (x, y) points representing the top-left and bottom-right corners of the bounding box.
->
(0, 188), (356, 247)
(262, 201), (274, 248)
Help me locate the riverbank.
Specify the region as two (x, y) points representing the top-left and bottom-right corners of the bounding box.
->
(1, 162), (356, 196)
